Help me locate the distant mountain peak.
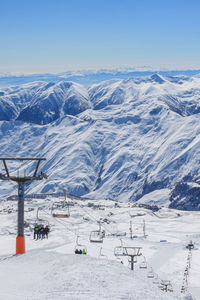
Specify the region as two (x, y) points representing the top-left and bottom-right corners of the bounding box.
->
(150, 73), (165, 83)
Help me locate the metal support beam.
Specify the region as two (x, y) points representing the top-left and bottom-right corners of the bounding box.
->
(0, 158), (46, 161)
(33, 160), (41, 177)
(18, 182), (24, 236)
(3, 159), (9, 177)
(130, 256), (134, 270)
(130, 221), (133, 239)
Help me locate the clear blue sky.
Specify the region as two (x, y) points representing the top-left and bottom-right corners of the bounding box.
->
(0, 0), (200, 73)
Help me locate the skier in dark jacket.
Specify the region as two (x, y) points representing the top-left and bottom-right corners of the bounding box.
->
(44, 225), (50, 239)
(38, 225), (42, 239)
(40, 225), (45, 239)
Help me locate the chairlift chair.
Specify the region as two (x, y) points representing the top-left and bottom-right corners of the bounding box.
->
(35, 207), (50, 228)
(139, 256), (147, 269)
(114, 246), (124, 256)
(89, 230), (103, 243)
(186, 240), (194, 250)
(168, 285), (173, 292)
(160, 280), (173, 292)
(153, 274), (160, 285)
(74, 236), (87, 254)
(51, 201), (70, 218)
(147, 267), (154, 278)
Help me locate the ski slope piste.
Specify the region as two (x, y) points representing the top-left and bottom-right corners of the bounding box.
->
(0, 196), (199, 300)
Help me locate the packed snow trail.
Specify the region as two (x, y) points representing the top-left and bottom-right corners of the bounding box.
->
(0, 251), (182, 300)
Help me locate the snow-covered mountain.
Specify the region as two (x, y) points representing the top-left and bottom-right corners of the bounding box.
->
(1, 74), (200, 210)
(0, 81), (90, 124)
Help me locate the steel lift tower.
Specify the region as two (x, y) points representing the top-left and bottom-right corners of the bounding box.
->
(0, 158), (47, 254)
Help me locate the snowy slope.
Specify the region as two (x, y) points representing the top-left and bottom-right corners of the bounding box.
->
(0, 75), (200, 209)
(0, 81), (90, 124)
(0, 198), (198, 299)
(0, 252), (179, 300)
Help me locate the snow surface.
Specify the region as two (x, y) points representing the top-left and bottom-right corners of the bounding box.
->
(0, 197), (199, 299)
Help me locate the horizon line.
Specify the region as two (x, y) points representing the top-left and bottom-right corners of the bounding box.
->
(1, 66), (200, 77)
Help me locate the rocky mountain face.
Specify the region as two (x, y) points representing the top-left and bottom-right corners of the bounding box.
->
(0, 74), (200, 210)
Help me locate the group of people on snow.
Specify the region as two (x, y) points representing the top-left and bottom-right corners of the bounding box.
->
(75, 248), (87, 254)
(34, 224), (49, 240)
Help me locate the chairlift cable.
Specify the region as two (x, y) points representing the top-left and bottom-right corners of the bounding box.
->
(41, 207), (114, 253)
(76, 203), (132, 247)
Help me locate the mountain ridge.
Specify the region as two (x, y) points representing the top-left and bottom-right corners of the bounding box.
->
(0, 74), (200, 210)
(0, 69), (200, 87)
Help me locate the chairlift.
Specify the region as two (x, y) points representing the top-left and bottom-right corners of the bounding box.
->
(139, 256), (147, 269)
(89, 230), (103, 243)
(116, 231), (126, 237)
(35, 207), (50, 227)
(153, 274), (160, 285)
(168, 283), (173, 293)
(160, 280), (173, 292)
(114, 246), (124, 256)
(51, 201), (70, 218)
(74, 236), (87, 254)
(89, 222), (104, 243)
(147, 267), (154, 278)
(186, 240), (194, 250)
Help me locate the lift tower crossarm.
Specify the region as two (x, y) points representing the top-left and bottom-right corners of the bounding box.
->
(0, 158), (46, 161)
(0, 158), (46, 180)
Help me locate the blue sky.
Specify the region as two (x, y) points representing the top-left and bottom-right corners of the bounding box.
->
(0, 0), (200, 73)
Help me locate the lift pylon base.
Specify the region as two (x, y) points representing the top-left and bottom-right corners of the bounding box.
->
(16, 236), (25, 254)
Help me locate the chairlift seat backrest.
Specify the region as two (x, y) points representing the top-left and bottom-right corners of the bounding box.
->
(75, 236), (87, 253)
(147, 268), (154, 278)
(114, 246), (124, 256)
(147, 272), (154, 278)
(90, 230), (103, 243)
(51, 201), (70, 218)
(139, 256), (147, 269)
(153, 275), (159, 284)
(140, 262), (147, 269)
